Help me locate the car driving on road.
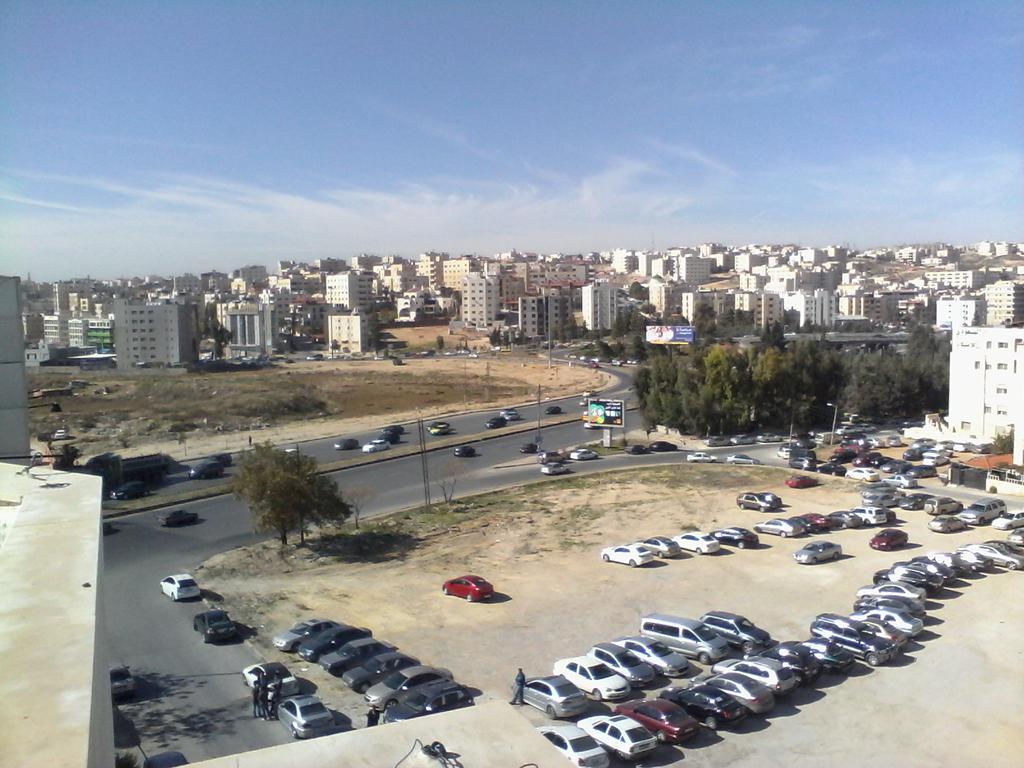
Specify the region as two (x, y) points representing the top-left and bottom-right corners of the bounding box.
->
(158, 509), (198, 527)
(193, 609), (237, 643)
(160, 574), (200, 601)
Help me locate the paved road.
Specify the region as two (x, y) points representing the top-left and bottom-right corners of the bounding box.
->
(106, 414), (1004, 761)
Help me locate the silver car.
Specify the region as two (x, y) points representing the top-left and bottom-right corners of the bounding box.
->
(364, 665), (453, 709)
(277, 694), (336, 739)
(711, 657), (798, 695)
(753, 518), (806, 538)
(850, 607), (923, 637)
(701, 672), (776, 714)
(960, 542), (1024, 570)
(793, 541), (842, 564)
(609, 636), (690, 676)
(273, 619), (340, 652)
(587, 643), (656, 684)
(641, 536), (684, 558)
(518, 675), (590, 718)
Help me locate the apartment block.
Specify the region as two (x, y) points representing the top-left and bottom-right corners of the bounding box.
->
(649, 279), (687, 316)
(113, 298), (199, 369)
(326, 312), (370, 354)
(325, 271), (374, 311)
(738, 273), (767, 292)
(611, 249), (639, 275)
(680, 290), (733, 322)
(417, 252), (446, 289)
(936, 296), (986, 331)
(518, 291), (571, 339)
(676, 255), (713, 285)
(216, 301), (278, 357)
(983, 280), (1024, 326)
(42, 313), (69, 346)
(581, 282), (622, 333)
(22, 312), (44, 344)
(948, 327), (1024, 445)
(461, 273), (501, 329)
(442, 257), (477, 289)
(925, 269), (989, 291)
(67, 316), (114, 349)
(837, 292), (899, 325)
(734, 252), (767, 273)
(782, 289), (837, 328)
(734, 292), (784, 327)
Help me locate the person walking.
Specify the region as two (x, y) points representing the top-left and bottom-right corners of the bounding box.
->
(510, 667), (526, 705)
(251, 678), (263, 718)
(366, 707), (380, 727)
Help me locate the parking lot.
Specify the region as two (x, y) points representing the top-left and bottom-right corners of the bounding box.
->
(200, 462), (1023, 766)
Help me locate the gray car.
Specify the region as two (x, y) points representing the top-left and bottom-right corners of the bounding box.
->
(273, 619), (340, 652)
(320, 638), (396, 675)
(711, 657), (798, 695)
(518, 675), (590, 718)
(958, 503), (1003, 526)
(364, 664), (454, 709)
(110, 666), (135, 700)
(639, 614), (730, 663)
(277, 694), (336, 739)
(341, 651), (419, 693)
(609, 636), (690, 676)
(753, 517), (806, 538)
(701, 672), (776, 714)
(587, 643), (656, 684)
(641, 536), (684, 558)
(698, 611), (773, 654)
(793, 541), (843, 564)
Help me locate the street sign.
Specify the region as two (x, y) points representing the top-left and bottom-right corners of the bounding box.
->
(586, 398), (624, 428)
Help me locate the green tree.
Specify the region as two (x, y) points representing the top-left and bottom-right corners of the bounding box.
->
(692, 303), (717, 341)
(232, 443), (351, 545)
(628, 282), (648, 301)
(992, 429), (1014, 455)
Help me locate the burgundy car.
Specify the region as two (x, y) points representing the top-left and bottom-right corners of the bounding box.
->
(442, 575), (494, 602)
(785, 475), (819, 489)
(831, 448), (858, 463)
(796, 513), (835, 534)
(869, 529), (909, 551)
(613, 699), (700, 743)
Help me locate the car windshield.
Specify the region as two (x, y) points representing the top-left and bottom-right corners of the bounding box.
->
(590, 663), (616, 679)
(110, 668), (130, 681)
(737, 619), (754, 629)
(694, 625), (719, 641)
(568, 735), (599, 751)
(551, 682), (578, 696)
(178, 579), (197, 588)
(299, 702), (329, 718)
(207, 611), (229, 624)
(646, 641), (672, 657)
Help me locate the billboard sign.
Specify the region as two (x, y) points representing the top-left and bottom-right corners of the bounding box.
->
(586, 398), (624, 428)
(645, 325), (696, 345)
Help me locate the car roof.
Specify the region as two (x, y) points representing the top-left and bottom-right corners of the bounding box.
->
(287, 695), (322, 708)
(168, 573), (194, 581)
(592, 642), (629, 655)
(702, 610), (740, 622)
(538, 724), (588, 738)
(403, 679), (463, 698)
(643, 613), (700, 628)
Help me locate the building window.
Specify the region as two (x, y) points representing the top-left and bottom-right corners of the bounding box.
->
(984, 406), (992, 414)
(997, 363), (1008, 370)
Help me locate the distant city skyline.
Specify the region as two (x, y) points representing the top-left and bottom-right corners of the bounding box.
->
(2, 2), (1022, 280)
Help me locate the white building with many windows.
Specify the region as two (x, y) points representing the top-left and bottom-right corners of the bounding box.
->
(460, 272), (500, 329)
(936, 296), (986, 331)
(581, 282), (622, 333)
(112, 298), (199, 369)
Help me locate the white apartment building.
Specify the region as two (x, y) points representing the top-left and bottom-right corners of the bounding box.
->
(216, 301), (278, 357)
(925, 269), (988, 291)
(611, 249), (639, 275)
(648, 279), (687, 317)
(734, 292), (784, 327)
(738, 273), (767, 292)
(325, 312), (369, 354)
(676, 255), (713, 285)
(734, 252), (767, 273)
(948, 327), (1024, 452)
(581, 282), (622, 333)
(43, 313), (69, 346)
(324, 271), (374, 311)
(935, 296), (986, 331)
(984, 280), (1024, 326)
(113, 298), (199, 369)
(680, 290), (733, 322)
(782, 289), (837, 328)
(461, 273), (500, 329)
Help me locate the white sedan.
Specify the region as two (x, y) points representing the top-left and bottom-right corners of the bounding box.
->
(671, 532), (721, 554)
(361, 439), (390, 454)
(725, 454), (760, 465)
(541, 462), (571, 476)
(600, 543), (655, 567)
(846, 467), (880, 482)
(537, 726), (609, 768)
(577, 715), (657, 760)
(856, 582), (927, 601)
(160, 574), (201, 601)
(993, 511), (1024, 531)
(570, 448), (599, 461)
(552, 657), (630, 701)
(686, 452), (717, 463)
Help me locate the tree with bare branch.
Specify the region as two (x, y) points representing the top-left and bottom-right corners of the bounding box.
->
(345, 483), (377, 529)
(437, 459), (463, 506)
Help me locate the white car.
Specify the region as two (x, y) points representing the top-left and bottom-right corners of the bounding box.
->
(577, 715), (657, 760)
(361, 439), (390, 454)
(52, 428), (68, 440)
(242, 662), (301, 697)
(600, 543), (655, 567)
(883, 474), (919, 489)
(846, 467), (880, 482)
(672, 532), (721, 554)
(160, 574), (201, 601)
(711, 657), (799, 695)
(725, 454), (760, 465)
(958, 542), (1024, 569)
(570, 448), (599, 461)
(993, 511), (1024, 531)
(856, 582), (927, 601)
(609, 636), (690, 676)
(850, 608), (924, 637)
(686, 452), (717, 463)
(541, 462), (571, 476)
(850, 506), (888, 525)
(537, 725), (609, 768)
(552, 657), (630, 701)
(922, 450), (951, 467)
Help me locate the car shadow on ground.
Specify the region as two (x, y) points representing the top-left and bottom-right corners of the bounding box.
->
(831, 553), (856, 562)
(682, 727), (724, 750)
(913, 628), (942, 643)
(786, 686), (826, 708)
(944, 577), (971, 589)
(710, 549), (734, 557)
(201, 589), (224, 602)
(482, 592), (513, 603)
(844, 663), (874, 679)
(932, 587), (963, 600)
(306, 530), (420, 563)
(328, 708), (353, 731)
(888, 652), (917, 668)
(297, 678), (319, 695)
(813, 673), (850, 690)
(922, 615), (944, 627)
(641, 560), (670, 568)
(635, 744), (686, 766)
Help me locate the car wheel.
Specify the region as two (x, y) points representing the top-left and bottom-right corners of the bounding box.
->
(704, 716), (718, 730)
(465, 592), (474, 601)
(698, 652), (711, 665)
(738, 541), (747, 549)
(591, 688), (603, 701)
(1008, 561), (1019, 570)
(742, 641), (754, 655)
(385, 699), (397, 709)
(442, 586), (449, 595)
(602, 554), (610, 562)
(629, 559), (637, 567)
(833, 551), (841, 561)
(656, 729), (667, 742)
(781, 532), (789, 538)
(545, 705), (556, 718)
(866, 652), (881, 667)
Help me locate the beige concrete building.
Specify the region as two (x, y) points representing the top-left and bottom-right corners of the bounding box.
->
(326, 311), (370, 354)
(325, 271), (375, 311)
(416, 252), (446, 289)
(734, 291), (785, 327)
(216, 301), (278, 357)
(441, 257), (476, 289)
(461, 272), (500, 329)
(113, 298), (199, 369)
(984, 280), (1024, 326)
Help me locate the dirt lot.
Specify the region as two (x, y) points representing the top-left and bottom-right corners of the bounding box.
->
(29, 356), (609, 459)
(198, 463), (1022, 766)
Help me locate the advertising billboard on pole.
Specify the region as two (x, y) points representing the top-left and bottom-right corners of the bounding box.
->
(585, 398), (624, 427)
(645, 326), (696, 345)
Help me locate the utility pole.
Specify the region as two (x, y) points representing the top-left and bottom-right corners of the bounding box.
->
(828, 401), (839, 446)
(547, 296), (553, 368)
(536, 384), (542, 445)
(417, 417), (431, 513)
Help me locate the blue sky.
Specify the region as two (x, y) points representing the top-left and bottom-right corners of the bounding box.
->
(2, 1), (1022, 279)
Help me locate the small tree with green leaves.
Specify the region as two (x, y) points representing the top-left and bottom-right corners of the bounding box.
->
(232, 443), (351, 545)
(992, 429), (1014, 455)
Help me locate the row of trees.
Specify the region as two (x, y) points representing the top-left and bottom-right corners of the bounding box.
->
(635, 326), (950, 434)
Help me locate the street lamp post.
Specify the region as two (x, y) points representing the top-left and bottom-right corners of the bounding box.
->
(828, 401), (839, 446)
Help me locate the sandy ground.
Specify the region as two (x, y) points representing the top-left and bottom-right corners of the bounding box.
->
(31, 356), (611, 461)
(197, 462), (1021, 765)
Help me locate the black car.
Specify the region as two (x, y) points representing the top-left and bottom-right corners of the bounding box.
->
(110, 481), (149, 500)
(659, 684), (748, 730)
(796, 639), (855, 674)
(700, 611), (773, 653)
(519, 443), (538, 454)
(902, 447), (926, 461)
(297, 625), (373, 662)
(485, 416), (507, 429)
(816, 461), (847, 476)
(193, 609), (237, 643)
(334, 438), (360, 450)
(711, 527), (760, 549)
(789, 457), (817, 471)
(211, 452), (233, 467)
(624, 444), (649, 455)
(188, 460), (225, 480)
(544, 405), (563, 415)
(898, 493), (933, 511)
(759, 642), (823, 684)
(906, 465), (938, 479)
(453, 445), (476, 458)
(880, 459), (913, 474)
(873, 567), (941, 593)
(791, 437), (817, 450)
(341, 651), (420, 693)
(830, 448), (858, 463)
(381, 681), (474, 724)
(158, 509), (198, 527)
(648, 441), (678, 452)
(380, 424), (406, 435)
(378, 430), (402, 444)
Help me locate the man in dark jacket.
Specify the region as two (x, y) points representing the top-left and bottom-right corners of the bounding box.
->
(510, 668), (526, 705)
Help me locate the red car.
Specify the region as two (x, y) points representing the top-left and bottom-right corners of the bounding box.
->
(785, 475), (819, 489)
(613, 699), (700, 743)
(796, 512), (835, 533)
(869, 528), (909, 551)
(441, 575), (494, 602)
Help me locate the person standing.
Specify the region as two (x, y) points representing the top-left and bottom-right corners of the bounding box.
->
(510, 668), (526, 705)
(266, 674), (281, 720)
(366, 707), (380, 727)
(251, 677), (263, 718)
(259, 676), (272, 720)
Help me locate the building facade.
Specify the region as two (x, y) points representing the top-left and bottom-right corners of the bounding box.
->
(325, 272), (374, 311)
(461, 273), (500, 329)
(113, 299), (199, 369)
(518, 291), (571, 339)
(581, 282), (622, 333)
(984, 280), (1024, 326)
(947, 327), (1024, 444)
(216, 302), (278, 357)
(326, 312), (369, 354)
(936, 296), (986, 331)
